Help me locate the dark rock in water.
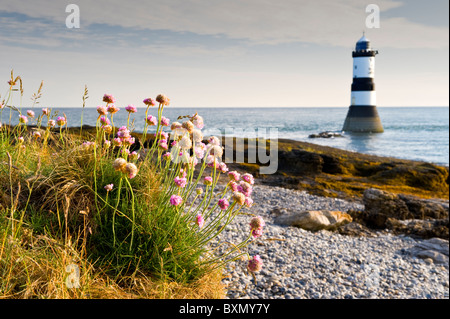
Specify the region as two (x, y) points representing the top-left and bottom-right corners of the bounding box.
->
(309, 131), (344, 138)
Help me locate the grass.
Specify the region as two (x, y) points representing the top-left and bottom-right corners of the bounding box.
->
(0, 75), (261, 299)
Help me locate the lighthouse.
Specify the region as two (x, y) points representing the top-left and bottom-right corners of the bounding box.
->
(342, 34), (383, 133)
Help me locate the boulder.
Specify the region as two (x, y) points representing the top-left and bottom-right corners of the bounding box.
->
(273, 209), (352, 231)
(408, 238), (449, 265)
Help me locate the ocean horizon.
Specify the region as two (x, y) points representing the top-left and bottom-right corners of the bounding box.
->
(2, 106), (448, 166)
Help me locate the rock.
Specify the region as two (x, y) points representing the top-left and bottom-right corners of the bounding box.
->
(361, 188), (449, 237)
(338, 222), (376, 237)
(409, 238), (449, 265)
(308, 131), (344, 139)
(273, 209), (352, 231)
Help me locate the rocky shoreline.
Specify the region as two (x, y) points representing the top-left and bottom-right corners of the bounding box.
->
(216, 185), (449, 299)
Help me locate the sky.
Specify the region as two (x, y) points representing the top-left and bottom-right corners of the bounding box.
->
(0, 0), (448, 108)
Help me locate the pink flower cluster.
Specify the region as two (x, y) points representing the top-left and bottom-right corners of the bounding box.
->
(249, 216), (265, 238)
(247, 255), (263, 273)
(117, 126), (135, 146)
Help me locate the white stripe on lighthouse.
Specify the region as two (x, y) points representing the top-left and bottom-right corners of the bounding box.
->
(351, 91), (376, 106)
(353, 56), (375, 78)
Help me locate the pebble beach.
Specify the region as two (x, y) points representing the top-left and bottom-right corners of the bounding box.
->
(214, 185), (449, 299)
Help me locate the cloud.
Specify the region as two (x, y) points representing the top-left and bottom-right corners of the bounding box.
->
(1, 0), (448, 49)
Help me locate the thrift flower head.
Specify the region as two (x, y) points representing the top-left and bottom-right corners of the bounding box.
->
(219, 162), (228, 173)
(19, 115), (28, 124)
(169, 195), (183, 206)
(245, 197), (254, 208)
(26, 110), (35, 118)
(174, 176), (187, 188)
(182, 121), (194, 134)
(125, 104), (137, 113)
(97, 105), (107, 115)
(104, 184), (114, 192)
(228, 171), (240, 181)
(158, 140), (168, 150)
(42, 108), (49, 116)
(113, 138), (122, 147)
(196, 214), (205, 228)
(143, 98), (156, 106)
(218, 198), (230, 210)
(208, 136), (220, 146)
(124, 163), (138, 179)
(247, 255), (263, 272)
(160, 116), (170, 126)
(178, 136), (192, 149)
(232, 192), (246, 206)
(208, 145), (223, 158)
(107, 104), (119, 114)
(18, 136), (24, 143)
(192, 129), (203, 143)
(242, 173), (255, 185)
(103, 125), (113, 134)
(250, 216), (265, 230)
(56, 116), (66, 126)
(100, 116), (110, 126)
(163, 152), (172, 160)
(192, 114), (204, 129)
(104, 140), (111, 148)
(229, 180), (238, 192)
(196, 188), (203, 195)
(204, 176), (213, 186)
(103, 94), (116, 104)
(48, 119), (56, 127)
(113, 158), (127, 172)
(156, 94), (170, 106)
(251, 227), (263, 238)
(146, 115), (157, 126)
(238, 181), (253, 197)
(33, 131), (41, 139)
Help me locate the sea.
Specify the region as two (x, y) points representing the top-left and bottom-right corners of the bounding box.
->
(2, 106), (449, 166)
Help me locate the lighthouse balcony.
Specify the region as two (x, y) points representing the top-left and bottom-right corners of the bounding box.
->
(353, 50), (378, 57)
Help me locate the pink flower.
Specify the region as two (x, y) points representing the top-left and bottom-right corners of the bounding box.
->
(19, 115), (28, 124)
(26, 110), (35, 118)
(251, 227), (263, 238)
(156, 94), (170, 106)
(245, 197), (254, 208)
(247, 255), (263, 272)
(169, 195), (183, 206)
(103, 94), (116, 104)
(143, 98), (156, 106)
(204, 176), (213, 186)
(163, 152), (172, 160)
(117, 126), (131, 139)
(107, 104), (119, 114)
(97, 105), (108, 115)
(192, 114), (204, 129)
(33, 131), (41, 139)
(228, 171), (240, 181)
(218, 198), (230, 210)
(250, 216), (265, 229)
(160, 116), (170, 126)
(100, 116), (110, 126)
(158, 140), (168, 150)
(229, 180), (238, 192)
(146, 115), (157, 126)
(42, 108), (49, 116)
(125, 104), (137, 113)
(113, 138), (122, 147)
(174, 176), (187, 188)
(238, 181), (253, 197)
(124, 163), (138, 179)
(208, 136), (220, 146)
(48, 119), (56, 127)
(56, 116), (66, 126)
(196, 214), (205, 228)
(242, 173), (254, 185)
(218, 162), (228, 173)
(104, 184), (114, 192)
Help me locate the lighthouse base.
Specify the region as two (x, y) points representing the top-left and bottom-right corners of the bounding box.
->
(342, 105), (384, 133)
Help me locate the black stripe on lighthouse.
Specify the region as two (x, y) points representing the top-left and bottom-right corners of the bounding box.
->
(351, 78), (375, 91)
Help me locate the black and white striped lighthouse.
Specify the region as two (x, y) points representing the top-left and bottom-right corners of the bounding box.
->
(342, 34), (383, 133)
